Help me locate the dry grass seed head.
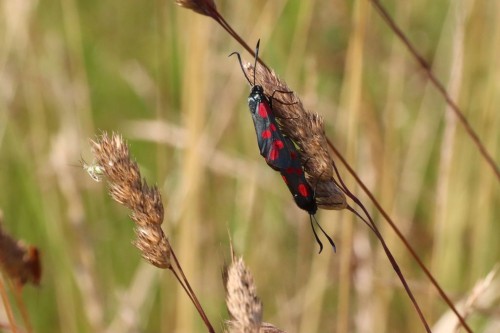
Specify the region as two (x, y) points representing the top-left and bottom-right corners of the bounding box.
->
(134, 224), (171, 269)
(0, 214), (41, 286)
(90, 133), (164, 225)
(242, 63), (346, 210)
(89, 132), (170, 268)
(225, 256), (262, 333)
(259, 323), (287, 333)
(313, 177), (347, 210)
(175, 0), (216, 17)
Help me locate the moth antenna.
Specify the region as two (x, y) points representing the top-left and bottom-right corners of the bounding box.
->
(229, 51), (252, 86)
(253, 39), (260, 87)
(312, 214), (336, 253)
(229, 40), (261, 87)
(309, 214), (324, 254)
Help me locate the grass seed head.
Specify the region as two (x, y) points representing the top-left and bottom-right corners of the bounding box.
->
(225, 256), (262, 333)
(0, 214), (42, 286)
(259, 323), (287, 333)
(175, 0), (217, 17)
(134, 224), (172, 269)
(312, 177), (347, 210)
(90, 132), (170, 268)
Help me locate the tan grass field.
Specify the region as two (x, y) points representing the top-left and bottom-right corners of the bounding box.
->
(0, 0), (498, 332)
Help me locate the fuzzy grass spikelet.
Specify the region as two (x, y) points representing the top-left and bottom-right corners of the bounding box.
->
(89, 133), (171, 269)
(313, 177), (347, 210)
(225, 256), (262, 333)
(224, 254), (287, 333)
(258, 324), (287, 333)
(88, 132), (215, 332)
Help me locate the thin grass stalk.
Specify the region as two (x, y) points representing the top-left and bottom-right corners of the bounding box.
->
(12, 283), (33, 333)
(234, 22), (432, 333)
(369, 0), (499, 180)
(343, 204), (431, 332)
(344, 205), (375, 233)
(332, 171), (431, 332)
(452, 267), (498, 332)
(89, 133), (215, 333)
(176, 14), (210, 331)
(468, 0), (500, 280)
(169, 241), (214, 332)
(176, 0), (268, 70)
(0, 278), (18, 333)
(169, 266), (212, 331)
(430, 0), (466, 316)
(176, 1), (473, 330)
(298, 242), (334, 333)
(335, 1), (368, 330)
(327, 139), (473, 333)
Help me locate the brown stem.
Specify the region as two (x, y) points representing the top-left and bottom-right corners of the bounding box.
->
(168, 241), (215, 333)
(327, 138), (473, 333)
(168, 268), (198, 319)
(201, 0), (269, 70)
(169, 268), (218, 333)
(369, 0), (499, 180)
(193, 1), (473, 330)
(332, 169), (431, 331)
(351, 208), (431, 332)
(345, 205), (375, 233)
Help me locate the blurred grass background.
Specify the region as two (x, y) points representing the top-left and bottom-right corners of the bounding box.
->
(0, 0), (499, 332)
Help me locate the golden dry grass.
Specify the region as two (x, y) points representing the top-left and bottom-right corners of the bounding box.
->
(0, 0), (498, 332)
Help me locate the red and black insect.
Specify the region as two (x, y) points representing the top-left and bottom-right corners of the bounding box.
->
(229, 41), (292, 172)
(230, 40), (336, 253)
(280, 137), (336, 253)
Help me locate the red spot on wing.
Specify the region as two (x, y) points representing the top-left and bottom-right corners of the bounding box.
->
(269, 147), (279, 160)
(290, 151), (297, 159)
(270, 123), (277, 131)
(285, 167), (294, 174)
(268, 140), (284, 161)
(261, 130), (271, 139)
(281, 175), (288, 184)
(274, 140), (284, 149)
(298, 184), (309, 197)
(258, 103), (269, 118)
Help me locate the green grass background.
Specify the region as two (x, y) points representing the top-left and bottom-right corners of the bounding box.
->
(0, 0), (499, 332)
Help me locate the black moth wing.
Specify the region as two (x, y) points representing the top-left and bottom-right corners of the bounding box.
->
(247, 86), (292, 171)
(279, 136), (317, 215)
